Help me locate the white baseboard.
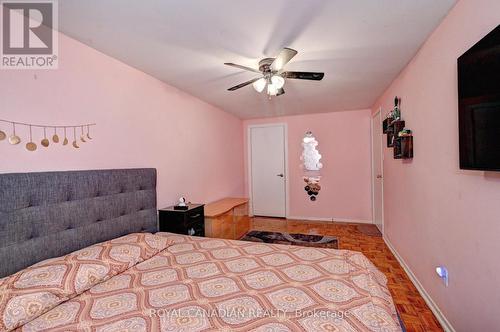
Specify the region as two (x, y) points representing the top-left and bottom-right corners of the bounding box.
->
(286, 215), (373, 224)
(384, 236), (455, 332)
(286, 216), (332, 222)
(332, 217), (372, 224)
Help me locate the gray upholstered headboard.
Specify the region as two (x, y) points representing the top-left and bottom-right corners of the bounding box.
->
(0, 168), (158, 277)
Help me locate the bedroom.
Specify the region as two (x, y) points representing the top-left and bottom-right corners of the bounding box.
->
(0, 0), (499, 331)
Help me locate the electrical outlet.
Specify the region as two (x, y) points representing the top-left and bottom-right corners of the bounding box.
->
(436, 266), (449, 286)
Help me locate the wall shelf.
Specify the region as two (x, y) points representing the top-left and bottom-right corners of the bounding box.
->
(400, 136), (413, 159)
(382, 98), (413, 160)
(386, 120), (405, 148)
(382, 117), (394, 134)
(393, 135), (413, 159)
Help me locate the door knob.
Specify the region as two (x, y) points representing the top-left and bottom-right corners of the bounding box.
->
(376, 175), (383, 179)
(277, 173), (284, 177)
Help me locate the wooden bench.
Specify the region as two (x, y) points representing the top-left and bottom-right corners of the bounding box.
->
(204, 198), (250, 240)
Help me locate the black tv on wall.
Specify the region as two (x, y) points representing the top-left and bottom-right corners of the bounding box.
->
(458, 25), (500, 171)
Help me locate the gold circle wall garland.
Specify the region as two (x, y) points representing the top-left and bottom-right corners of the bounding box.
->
(0, 119), (96, 152)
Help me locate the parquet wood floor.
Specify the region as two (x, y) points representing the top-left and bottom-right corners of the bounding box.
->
(249, 217), (444, 332)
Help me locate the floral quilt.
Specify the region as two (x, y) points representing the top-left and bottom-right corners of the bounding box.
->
(2, 232), (402, 331)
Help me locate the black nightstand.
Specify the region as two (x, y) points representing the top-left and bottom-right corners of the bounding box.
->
(158, 204), (205, 236)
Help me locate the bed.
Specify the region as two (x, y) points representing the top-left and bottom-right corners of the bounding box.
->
(0, 169), (402, 331)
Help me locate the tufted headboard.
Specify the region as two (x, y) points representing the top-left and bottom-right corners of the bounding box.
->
(0, 168), (158, 277)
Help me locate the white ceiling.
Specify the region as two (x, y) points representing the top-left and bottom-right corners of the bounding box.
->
(58, 0), (456, 119)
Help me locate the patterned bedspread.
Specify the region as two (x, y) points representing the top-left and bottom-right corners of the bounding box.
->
(2, 233), (402, 331)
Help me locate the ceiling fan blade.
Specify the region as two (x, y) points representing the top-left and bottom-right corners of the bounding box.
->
(224, 63), (261, 73)
(283, 71), (324, 80)
(271, 48), (298, 72)
(227, 77), (261, 91)
(276, 88), (285, 96)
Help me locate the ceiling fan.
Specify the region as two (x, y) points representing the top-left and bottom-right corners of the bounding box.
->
(224, 48), (324, 97)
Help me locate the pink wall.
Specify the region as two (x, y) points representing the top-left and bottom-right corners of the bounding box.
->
(245, 109), (373, 223)
(0, 32), (245, 207)
(371, 0), (500, 330)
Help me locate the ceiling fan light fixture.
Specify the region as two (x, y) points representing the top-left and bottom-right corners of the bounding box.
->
(252, 78), (267, 93)
(267, 83), (278, 96)
(224, 47), (324, 96)
(271, 75), (285, 89)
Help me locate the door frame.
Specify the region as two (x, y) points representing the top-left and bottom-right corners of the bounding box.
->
(371, 109), (384, 234)
(247, 123), (289, 218)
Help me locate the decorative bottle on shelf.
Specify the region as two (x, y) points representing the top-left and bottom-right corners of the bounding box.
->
(392, 96), (401, 120)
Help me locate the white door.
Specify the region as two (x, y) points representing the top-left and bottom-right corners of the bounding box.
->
(372, 111), (384, 233)
(249, 124), (286, 217)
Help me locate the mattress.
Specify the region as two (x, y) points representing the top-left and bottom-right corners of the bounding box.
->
(1, 233), (402, 331)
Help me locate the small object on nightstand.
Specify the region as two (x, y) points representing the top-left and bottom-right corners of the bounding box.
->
(159, 203), (205, 236)
(174, 197), (188, 210)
